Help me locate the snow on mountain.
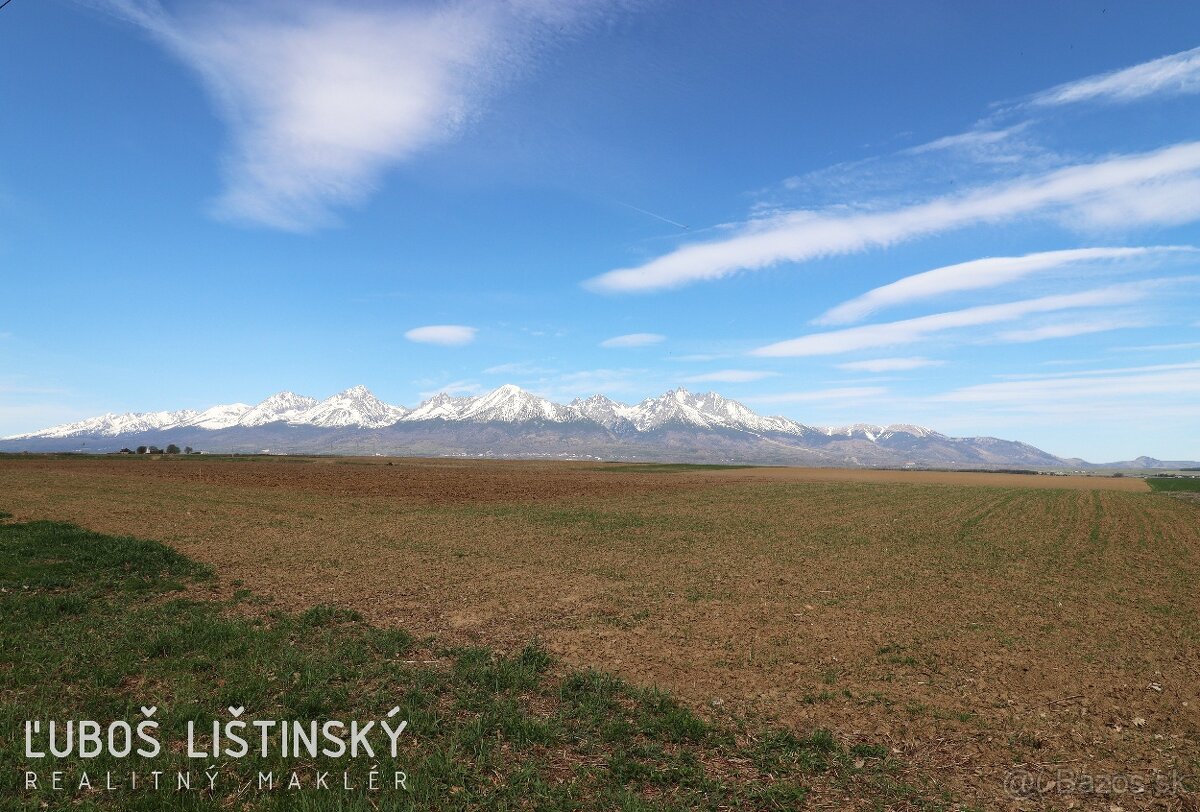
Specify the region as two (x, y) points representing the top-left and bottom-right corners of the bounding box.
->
(821, 423), (941, 441)
(567, 394), (638, 430)
(627, 388), (717, 431)
(293, 385), (408, 428)
(13, 409), (199, 439)
(6, 383), (1182, 468)
(178, 403), (252, 430)
(402, 392), (474, 421)
(875, 424), (941, 440)
(688, 391), (806, 434)
(5, 383), (939, 443)
(456, 384), (569, 423)
(622, 387), (804, 434)
(239, 392), (319, 427)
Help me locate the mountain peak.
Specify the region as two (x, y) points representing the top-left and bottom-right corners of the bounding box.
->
(241, 391), (321, 427)
(299, 386), (406, 428)
(458, 384), (566, 423)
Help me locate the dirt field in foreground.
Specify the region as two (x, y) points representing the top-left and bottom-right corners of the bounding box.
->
(1, 456), (1195, 809)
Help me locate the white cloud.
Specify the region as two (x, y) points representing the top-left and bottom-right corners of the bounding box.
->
(994, 319), (1141, 343)
(994, 360), (1200, 380)
(483, 361), (555, 376)
(937, 365), (1200, 405)
(752, 282), (1159, 357)
(105, 0), (615, 230)
(680, 369), (779, 383)
(835, 357), (943, 372)
(818, 245), (1190, 325)
(902, 123), (1042, 165)
(586, 141), (1200, 293)
(404, 325), (477, 346)
(671, 353), (735, 362)
(906, 125), (1023, 155)
(1030, 45), (1200, 107)
(1110, 341), (1200, 353)
(600, 333), (665, 348)
(745, 387), (888, 404)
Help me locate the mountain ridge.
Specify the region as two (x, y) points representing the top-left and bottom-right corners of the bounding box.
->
(2, 384), (1191, 469)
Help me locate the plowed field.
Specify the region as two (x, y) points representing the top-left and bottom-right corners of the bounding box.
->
(2, 455), (1195, 809)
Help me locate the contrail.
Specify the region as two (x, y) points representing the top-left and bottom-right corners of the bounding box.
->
(616, 200), (690, 231)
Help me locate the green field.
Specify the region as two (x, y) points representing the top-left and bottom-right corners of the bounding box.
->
(1147, 476), (1200, 492)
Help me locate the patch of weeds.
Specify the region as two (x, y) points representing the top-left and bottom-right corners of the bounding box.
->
(299, 603), (363, 626)
(0, 517), (929, 810)
(803, 690), (837, 704)
(850, 743), (889, 759)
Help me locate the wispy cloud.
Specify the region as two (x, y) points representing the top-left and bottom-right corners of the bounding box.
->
(994, 319), (1142, 343)
(1030, 45), (1200, 108)
(483, 361), (555, 376)
(817, 246), (1190, 325)
(103, 0), (618, 230)
(937, 364), (1200, 405)
(405, 325), (477, 346)
(670, 353), (735, 362)
(600, 332), (665, 348)
(1110, 341), (1200, 353)
(905, 124), (1026, 155)
(835, 357), (943, 373)
(752, 282), (1163, 357)
(993, 360), (1200, 380)
(586, 142), (1200, 293)
(902, 122), (1045, 166)
(680, 369), (779, 383)
(745, 387), (888, 404)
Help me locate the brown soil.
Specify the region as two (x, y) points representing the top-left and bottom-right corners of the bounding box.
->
(1, 455), (1195, 810)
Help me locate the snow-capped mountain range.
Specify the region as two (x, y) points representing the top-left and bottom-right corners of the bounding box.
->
(1, 384), (1186, 469)
(6, 384), (931, 440)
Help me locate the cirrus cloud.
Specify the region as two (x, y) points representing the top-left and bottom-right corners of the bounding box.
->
(600, 333), (665, 348)
(835, 357), (944, 373)
(586, 142), (1200, 293)
(1030, 45), (1200, 108)
(751, 281), (1164, 357)
(680, 369), (779, 383)
(817, 246), (1192, 326)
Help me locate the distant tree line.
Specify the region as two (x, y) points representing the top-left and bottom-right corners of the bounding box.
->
(120, 445), (194, 455)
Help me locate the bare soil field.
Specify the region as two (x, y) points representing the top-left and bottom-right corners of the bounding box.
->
(1, 455), (1196, 809)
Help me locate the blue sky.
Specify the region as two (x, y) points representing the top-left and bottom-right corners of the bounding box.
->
(2, 0), (1200, 461)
